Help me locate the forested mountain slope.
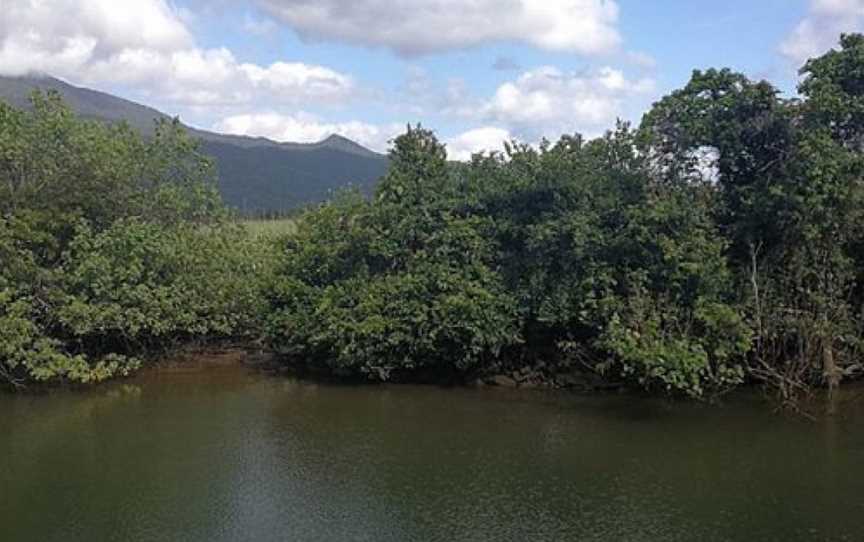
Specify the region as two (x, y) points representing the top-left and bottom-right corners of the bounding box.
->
(0, 74), (389, 213)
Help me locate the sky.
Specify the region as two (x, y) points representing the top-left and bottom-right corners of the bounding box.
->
(1, 0), (861, 159)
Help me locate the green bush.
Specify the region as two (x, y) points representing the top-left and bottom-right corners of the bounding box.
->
(0, 93), (267, 388)
(268, 261), (518, 380)
(265, 131), (522, 380)
(263, 125), (749, 395)
(7, 35), (864, 402)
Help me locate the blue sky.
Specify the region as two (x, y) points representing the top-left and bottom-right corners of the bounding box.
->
(1, 0), (860, 158)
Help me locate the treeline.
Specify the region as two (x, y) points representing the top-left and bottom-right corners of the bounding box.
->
(3, 35), (864, 403)
(265, 35), (864, 402)
(0, 92), (271, 388)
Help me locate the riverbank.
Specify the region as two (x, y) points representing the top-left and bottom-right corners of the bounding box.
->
(110, 347), (856, 417)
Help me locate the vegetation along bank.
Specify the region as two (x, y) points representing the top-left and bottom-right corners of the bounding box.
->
(3, 35), (864, 407)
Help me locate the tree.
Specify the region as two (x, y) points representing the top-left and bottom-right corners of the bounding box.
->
(0, 93), (259, 388)
(265, 128), (521, 381)
(639, 40), (864, 399)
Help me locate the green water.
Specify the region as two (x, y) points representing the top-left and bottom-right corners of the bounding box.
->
(2, 367), (864, 541)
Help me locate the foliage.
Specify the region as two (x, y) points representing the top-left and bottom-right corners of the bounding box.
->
(637, 35), (864, 400)
(264, 36), (864, 400)
(7, 35), (864, 403)
(264, 124), (748, 396)
(243, 218), (299, 238)
(0, 92), (268, 388)
(458, 126), (748, 396)
(265, 127), (521, 380)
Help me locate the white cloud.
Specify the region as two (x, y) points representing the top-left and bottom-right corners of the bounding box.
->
(213, 112), (403, 152)
(214, 114), (513, 159)
(0, 0), (191, 76)
(255, 0), (621, 56)
(240, 62), (352, 98)
(478, 66), (655, 140)
(0, 0), (654, 151)
(780, 0), (864, 65)
(445, 127), (513, 160)
(0, 0), (354, 109)
(217, 113), (520, 160)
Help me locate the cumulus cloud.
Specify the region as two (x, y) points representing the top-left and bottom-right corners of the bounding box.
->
(255, 0), (621, 56)
(445, 127), (513, 160)
(0, 0), (654, 151)
(780, 0), (864, 65)
(0, 0), (354, 108)
(0, 0), (192, 77)
(477, 66), (655, 140)
(213, 112), (403, 152)
(0, 0), (189, 76)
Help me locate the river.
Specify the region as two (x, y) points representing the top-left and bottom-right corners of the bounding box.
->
(2, 365), (864, 541)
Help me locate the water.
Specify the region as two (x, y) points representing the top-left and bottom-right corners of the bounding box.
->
(2, 366), (864, 541)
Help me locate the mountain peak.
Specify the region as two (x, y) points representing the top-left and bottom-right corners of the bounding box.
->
(322, 134), (351, 144)
(320, 133), (380, 157)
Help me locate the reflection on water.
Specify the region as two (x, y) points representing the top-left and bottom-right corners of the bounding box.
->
(2, 367), (864, 541)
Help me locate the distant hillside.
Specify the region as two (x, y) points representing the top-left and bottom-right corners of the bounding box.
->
(0, 74), (389, 213)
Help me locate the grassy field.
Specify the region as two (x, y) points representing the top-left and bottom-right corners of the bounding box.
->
(243, 218), (298, 237)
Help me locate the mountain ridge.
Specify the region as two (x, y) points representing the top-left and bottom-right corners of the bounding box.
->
(0, 74), (389, 213)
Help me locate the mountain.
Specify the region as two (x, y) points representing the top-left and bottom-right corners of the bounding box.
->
(0, 74), (389, 213)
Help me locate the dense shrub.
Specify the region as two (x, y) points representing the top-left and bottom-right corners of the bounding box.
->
(6, 34), (864, 402)
(0, 92), (268, 388)
(263, 125), (748, 396)
(265, 131), (522, 380)
(264, 35), (864, 400)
